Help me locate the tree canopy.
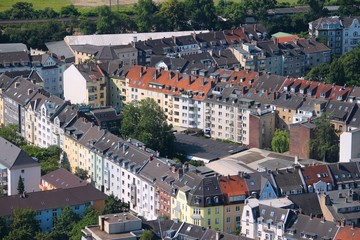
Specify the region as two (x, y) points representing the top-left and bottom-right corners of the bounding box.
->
(101, 194), (129, 215)
(120, 98), (175, 157)
(74, 167), (89, 180)
(310, 114), (339, 162)
(69, 206), (98, 240)
(4, 209), (40, 240)
(0, 124), (26, 146)
(271, 129), (289, 153)
(21, 145), (62, 175)
(305, 47), (360, 86)
(140, 230), (155, 240)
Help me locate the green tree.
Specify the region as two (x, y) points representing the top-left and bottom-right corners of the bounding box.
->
(140, 230), (155, 240)
(135, 0), (157, 32)
(0, 216), (8, 239)
(158, 0), (187, 31)
(310, 114), (339, 162)
(4, 209), (40, 240)
(47, 206), (80, 240)
(21, 145), (62, 175)
(184, 0), (216, 29)
(216, 1), (247, 29)
(4, 2), (36, 20)
(298, 0), (327, 18)
(0, 124), (26, 146)
(188, 160), (205, 166)
(271, 129), (289, 153)
(244, 0), (276, 22)
(69, 206), (98, 240)
(17, 176), (25, 195)
(74, 167), (89, 180)
(305, 63), (331, 82)
(60, 5), (80, 18)
(101, 194), (129, 214)
(121, 98), (175, 157)
(96, 6), (115, 34)
(79, 16), (97, 35)
(337, 0), (360, 16)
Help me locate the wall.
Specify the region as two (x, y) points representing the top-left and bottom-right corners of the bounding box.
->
(340, 129), (360, 162)
(289, 123), (313, 159)
(8, 164), (41, 196)
(63, 65), (87, 104)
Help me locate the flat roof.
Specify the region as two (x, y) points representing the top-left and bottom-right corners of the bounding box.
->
(84, 226), (136, 240)
(174, 133), (247, 162)
(101, 213), (141, 223)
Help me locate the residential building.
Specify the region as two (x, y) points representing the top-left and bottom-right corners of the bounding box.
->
(71, 44), (138, 66)
(243, 172), (278, 200)
(220, 175), (248, 233)
(105, 64), (129, 110)
(0, 51), (31, 73)
(2, 78), (42, 136)
(39, 168), (88, 191)
(34, 95), (68, 148)
(0, 184), (107, 231)
(319, 189), (360, 226)
(300, 164), (333, 193)
(340, 129), (360, 162)
(231, 43), (267, 72)
(51, 105), (78, 148)
(82, 212), (142, 240)
(64, 63), (107, 107)
(335, 225), (360, 240)
(324, 100), (357, 135)
(272, 167), (306, 196)
(343, 17), (360, 53)
(171, 171), (225, 231)
(241, 199), (294, 239)
(271, 92), (304, 130)
(0, 73), (16, 126)
(0, 137), (41, 196)
(80, 107), (121, 135)
(31, 53), (66, 98)
(309, 16), (343, 55)
(327, 162), (360, 190)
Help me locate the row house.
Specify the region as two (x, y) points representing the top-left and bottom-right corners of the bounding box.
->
(125, 66), (213, 130)
(105, 64), (129, 111)
(0, 74), (16, 126)
(71, 44), (138, 66)
(241, 198), (339, 240)
(0, 51), (31, 73)
(219, 175), (248, 233)
(64, 63), (107, 107)
(309, 16), (360, 55)
(2, 77), (42, 136)
(31, 53), (66, 98)
(171, 170), (225, 231)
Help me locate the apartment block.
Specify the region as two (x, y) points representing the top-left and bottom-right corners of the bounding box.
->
(64, 63), (107, 107)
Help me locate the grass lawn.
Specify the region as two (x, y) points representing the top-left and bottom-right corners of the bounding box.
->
(0, 0), (304, 12)
(0, 0), (72, 12)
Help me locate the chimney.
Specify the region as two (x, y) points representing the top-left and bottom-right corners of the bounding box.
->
(188, 76), (192, 85)
(310, 213), (313, 220)
(100, 217), (105, 231)
(171, 166), (176, 173)
(178, 168), (184, 179)
(201, 77), (206, 86)
(133, 36), (137, 43)
(15, 82), (20, 88)
(253, 89), (258, 94)
(183, 163), (189, 173)
(351, 222), (355, 230)
(140, 67), (144, 78)
(273, 38), (278, 45)
(295, 155), (299, 165)
(227, 174), (230, 181)
(253, 24), (257, 32)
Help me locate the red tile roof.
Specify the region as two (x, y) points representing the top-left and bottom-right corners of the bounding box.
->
(301, 165), (333, 186)
(335, 225), (360, 240)
(219, 175), (248, 204)
(223, 29), (249, 45)
(276, 35), (302, 43)
(280, 78), (351, 100)
(126, 66), (259, 101)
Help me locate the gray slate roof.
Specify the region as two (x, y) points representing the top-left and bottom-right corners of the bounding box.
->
(0, 137), (39, 169)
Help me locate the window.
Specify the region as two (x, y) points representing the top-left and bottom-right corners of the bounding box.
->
(208, 208), (211, 215)
(226, 217), (231, 223)
(208, 219), (211, 226)
(236, 206), (240, 212)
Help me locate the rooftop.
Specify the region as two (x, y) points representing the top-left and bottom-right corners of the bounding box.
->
(41, 168), (88, 189)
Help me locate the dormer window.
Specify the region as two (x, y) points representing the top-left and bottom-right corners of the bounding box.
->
(206, 197), (211, 205)
(214, 196), (219, 203)
(210, 41), (217, 46)
(320, 92), (326, 98)
(337, 95), (343, 101)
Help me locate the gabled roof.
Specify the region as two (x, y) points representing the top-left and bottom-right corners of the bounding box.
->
(219, 175), (248, 204)
(0, 184), (106, 216)
(244, 172), (277, 194)
(324, 100), (356, 122)
(335, 225), (360, 240)
(3, 78), (41, 106)
(284, 214), (339, 239)
(288, 193), (323, 216)
(0, 137), (39, 169)
(327, 162), (360, 185)
(301, 164), (333, 186)
(272, 167), (305, 193)
(41, 168), (88, 189)
(253, 73), (286, 92)
(126, 66), (214, 101)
